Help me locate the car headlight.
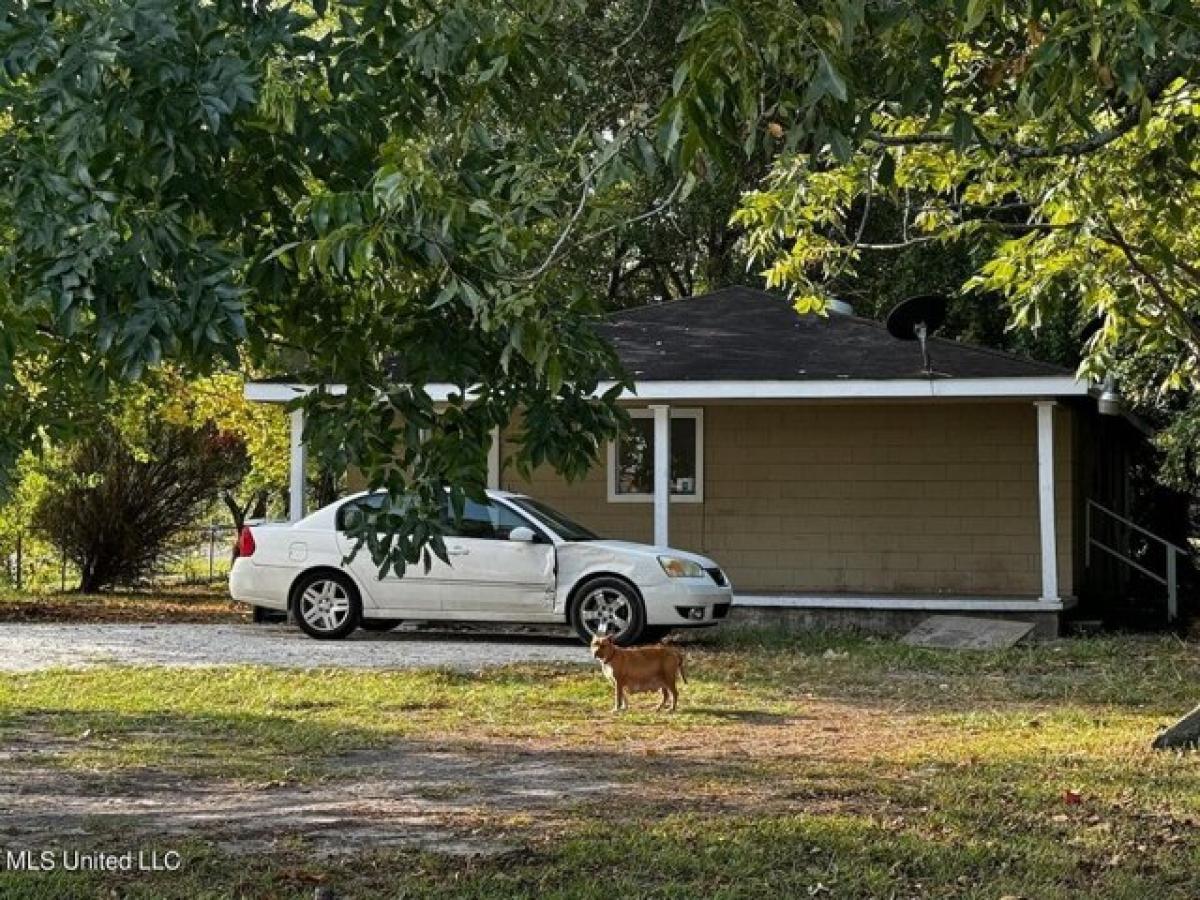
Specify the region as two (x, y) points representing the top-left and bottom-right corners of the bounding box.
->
(658, 556), (705, 578)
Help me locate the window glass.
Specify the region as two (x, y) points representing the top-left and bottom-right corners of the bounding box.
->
(510, 497), (599, 541)
(443, 497), (534, 540)
(614, 416), (697, 496)
(336, 493), (388, 531)
(669, 417), (698, 496)
(615, 418), (654, 495)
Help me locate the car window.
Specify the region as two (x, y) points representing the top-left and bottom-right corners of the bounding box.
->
(443, 497), (534, 540)
(508, 497), (599, 541)
(335, 493), (388, 531)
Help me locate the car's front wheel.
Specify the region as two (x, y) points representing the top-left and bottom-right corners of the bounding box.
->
(293, 571), (361, 640)
(570, 577), (646, 645)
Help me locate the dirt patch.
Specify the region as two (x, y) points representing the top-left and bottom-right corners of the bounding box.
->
(0, 587), (243, 624)
(0, 740), (618, 858)
(0, 697), (937, 862)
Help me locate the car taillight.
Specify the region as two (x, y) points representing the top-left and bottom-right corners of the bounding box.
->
(236, 527), (256, 558)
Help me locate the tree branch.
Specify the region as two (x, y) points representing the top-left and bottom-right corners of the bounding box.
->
(606, 240), (630, 303)
(611, 0), (654, 54)
(1099, 211), (1200, 358)
(851, 235), (941, 251)
(868, 60), (1191, 161)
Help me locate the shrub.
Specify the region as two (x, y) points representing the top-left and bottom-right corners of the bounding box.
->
(33, 423), (247, 592)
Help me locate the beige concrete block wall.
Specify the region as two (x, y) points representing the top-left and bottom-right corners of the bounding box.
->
(503, 402), (1076, 598)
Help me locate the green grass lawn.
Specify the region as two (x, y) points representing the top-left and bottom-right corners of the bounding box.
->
(1, 629), (1198, 898)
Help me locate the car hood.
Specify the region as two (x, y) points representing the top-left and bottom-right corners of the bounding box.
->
(577, 540), (719, 569)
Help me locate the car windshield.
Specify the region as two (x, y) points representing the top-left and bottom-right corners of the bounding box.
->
(508, 497), (600, 541)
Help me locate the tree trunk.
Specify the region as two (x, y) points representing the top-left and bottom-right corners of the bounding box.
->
(78, 559), (103, 594)
(223, 491), (249, 530)
(223, 489), (270, 531)
(313, 466), (339, 509)
(1153, 704), (1200, 750)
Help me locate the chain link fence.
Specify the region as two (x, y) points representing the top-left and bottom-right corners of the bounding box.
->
(1, 525), (239, 592)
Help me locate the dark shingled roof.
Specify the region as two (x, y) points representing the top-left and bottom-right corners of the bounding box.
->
(596, 286), (1070, 382)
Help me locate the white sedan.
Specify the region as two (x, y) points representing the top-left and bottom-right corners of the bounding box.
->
(229, 490), (732, 644)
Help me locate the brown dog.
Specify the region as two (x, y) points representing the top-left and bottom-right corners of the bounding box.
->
(590, 635), (687, 712)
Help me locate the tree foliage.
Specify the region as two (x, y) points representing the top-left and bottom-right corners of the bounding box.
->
(7, 0), (1200, 573)
(544, 2), (762, 306)
(0, 452), (51, 582)
(1, 0), (277, 479)
(1, 369), (284, 586)
(666, 0), (1200, 421)
(158, 371), (290, 526)
(1, 0), (660, 573)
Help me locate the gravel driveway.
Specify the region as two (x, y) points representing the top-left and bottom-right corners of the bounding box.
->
(0, 623), (588, 672)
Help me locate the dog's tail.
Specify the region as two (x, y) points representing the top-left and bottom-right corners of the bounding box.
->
(677, 651), (688, 685)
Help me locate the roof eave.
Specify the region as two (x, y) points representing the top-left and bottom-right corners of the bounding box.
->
(246, 375), (1090, 404)
(244, 382), (348, 403)
(606, 376), (1090, 400)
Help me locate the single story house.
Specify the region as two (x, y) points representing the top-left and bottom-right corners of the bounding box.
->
(248, 287), (1159, 636)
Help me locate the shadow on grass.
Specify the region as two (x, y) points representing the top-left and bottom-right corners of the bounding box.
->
(0, 703), (1198, 899)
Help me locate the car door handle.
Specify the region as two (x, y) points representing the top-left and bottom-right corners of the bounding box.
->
(447, 547), (470, 556)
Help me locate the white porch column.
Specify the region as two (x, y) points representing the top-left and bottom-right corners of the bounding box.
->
(650, 404), (670, 547)
(289, 408), (307, 523)
(1035, 401), (1058, 602)
(487, 427), (501, 490)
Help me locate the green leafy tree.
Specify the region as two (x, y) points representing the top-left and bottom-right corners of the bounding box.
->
(664, 0), (1200, 552)
(14, 0), (1196, 577)
(660, 0), (1200, 492)
(158, 371), (290, 527)
(1, 368), (286, 587)
(2, 0), (651, 573)
(0, 452), (53, 587)
(543, 2), (764, 306)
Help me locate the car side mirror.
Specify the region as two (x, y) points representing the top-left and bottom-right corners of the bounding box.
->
(508, 526), (536, 543)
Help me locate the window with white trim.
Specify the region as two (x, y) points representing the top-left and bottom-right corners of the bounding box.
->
(606, 408), (703, 503)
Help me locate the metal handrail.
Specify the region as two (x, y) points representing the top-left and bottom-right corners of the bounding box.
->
(1085, 499), (1188, 622)
(1087, 499), (1189, 555)
(1087, 539), (1167, 586)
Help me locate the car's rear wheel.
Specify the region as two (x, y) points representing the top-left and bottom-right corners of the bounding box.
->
(293, 571), (361, 640)
(570, 577), (645, 646)
(360, 618), (402, 632)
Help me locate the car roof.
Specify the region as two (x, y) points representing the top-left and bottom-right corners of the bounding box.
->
(337, 488), (528, 502)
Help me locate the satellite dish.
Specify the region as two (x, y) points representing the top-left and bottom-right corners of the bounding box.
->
(886, 295), (948, 375)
